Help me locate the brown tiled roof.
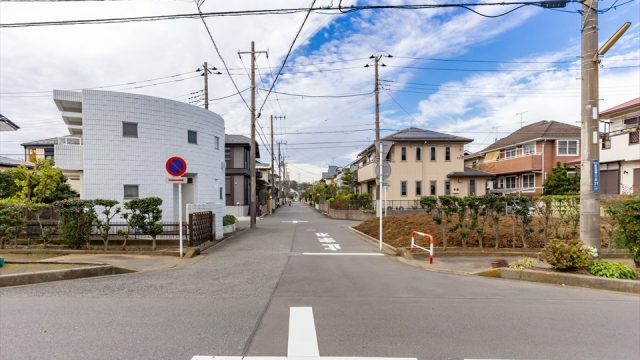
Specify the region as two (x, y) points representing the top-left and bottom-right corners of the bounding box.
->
(480, 120), (580, 153)
(600, 97), (640, 118)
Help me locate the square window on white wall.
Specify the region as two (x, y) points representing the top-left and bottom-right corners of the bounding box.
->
(124, 185), (139, 200)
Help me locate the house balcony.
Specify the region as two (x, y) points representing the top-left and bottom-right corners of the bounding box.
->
(478, 154), (542, 175)
(356, 163), (376, 182)
(53, 137), (83, 170)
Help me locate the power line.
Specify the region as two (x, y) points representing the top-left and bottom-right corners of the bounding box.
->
(1, 71), (198, 96)
(258, 89), (373, 98)
(257, 0), (317, 117)
(0, 2), (589, 28)
(194, 1), (251, 111)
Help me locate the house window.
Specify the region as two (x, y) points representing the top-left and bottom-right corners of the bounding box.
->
(401, 147), (407, 161)
(445, 147), (451, 161)
(522, 174), (535, 191)
(215, 136), (220, 149)
(505, 176), (517, 189)
(219, 187), (223, 200)
(444, 180), (451, 195)
(558, 140), (579, 155)
(430, 147), (436, 161)
(416, 181), (422, 196)
(416, 147), (422, 161)
(430, 180), (437, 195)
(469, 179), (476, 195)
(188, 130), (198, 144)
(523, 143), (536, 155)
(44, 147), (54, 159)
(504, 147), (516, 159)
(122, 122), (138, 138)
(623, 117), (639, 128)
(630, 130), (639, 145)
(123, 185), (139, 200)
(602, 133), (611, 149)
(401, 181), (407, 196)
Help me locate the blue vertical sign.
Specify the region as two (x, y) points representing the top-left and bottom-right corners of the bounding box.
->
(592, 160), (600, 193)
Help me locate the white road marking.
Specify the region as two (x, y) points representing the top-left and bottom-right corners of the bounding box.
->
(301, 253), (384, 256)
(192, 306), (416, 360)
(281, 220), (308, 223)
(322, 243), (342, 251)
(288, 307), (320, 357)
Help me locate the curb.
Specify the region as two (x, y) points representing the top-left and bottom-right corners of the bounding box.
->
(495, 268), (640, 294)
(0, 264), (133, 288)
(0, 249), (181, 257)
(345, 226), (399, 256)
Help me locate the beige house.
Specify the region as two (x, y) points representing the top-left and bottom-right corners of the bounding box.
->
(354, 127), (491, 205)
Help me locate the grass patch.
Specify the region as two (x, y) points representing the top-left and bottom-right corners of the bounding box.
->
(0, 262), (91, 275)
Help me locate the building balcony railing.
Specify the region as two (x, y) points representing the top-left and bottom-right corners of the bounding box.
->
(356, 162), (376, 182)
(478, 154), (542, 175)
(54, 138), (83, 170)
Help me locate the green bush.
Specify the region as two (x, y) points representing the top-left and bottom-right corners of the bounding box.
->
(538, 239), (593, 271)
(589, 260), (637, 280)
(54, 199), (96, 249)
(606, 195), (640, 267)
(509, 257), (536, 270)
(223, 215), (238, 226)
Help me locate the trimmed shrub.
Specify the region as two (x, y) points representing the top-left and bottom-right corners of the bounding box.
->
(509, 257), (536, 270)
(538, 239), (592, 271)
(589, 260), (637, 280)
(223, 215), (238, 226)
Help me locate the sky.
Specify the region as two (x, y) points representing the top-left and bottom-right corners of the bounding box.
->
(1, 0), (639, 182)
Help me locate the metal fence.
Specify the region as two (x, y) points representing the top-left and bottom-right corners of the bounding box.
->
(21, 221), (189, 240)
(383, 200), (422, 211)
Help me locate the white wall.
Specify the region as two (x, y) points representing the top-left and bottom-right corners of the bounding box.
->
(77, 90), (225, 236)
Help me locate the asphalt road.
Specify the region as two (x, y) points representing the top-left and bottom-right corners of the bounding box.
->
(1, 202), (638, 360)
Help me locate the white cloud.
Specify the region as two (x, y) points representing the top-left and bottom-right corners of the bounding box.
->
(3, 1), (636, 183)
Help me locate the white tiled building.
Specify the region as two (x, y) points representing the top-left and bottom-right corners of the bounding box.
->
(50, 89), (226, 237)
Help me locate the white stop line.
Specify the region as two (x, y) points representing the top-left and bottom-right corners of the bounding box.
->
(192, 307), (417, 360)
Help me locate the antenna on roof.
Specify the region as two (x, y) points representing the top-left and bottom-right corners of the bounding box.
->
(516, 111), (528, 128)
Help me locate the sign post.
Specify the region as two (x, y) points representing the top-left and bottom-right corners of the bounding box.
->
(166, 156), (187, 257)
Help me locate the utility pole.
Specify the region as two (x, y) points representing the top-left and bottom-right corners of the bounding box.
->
(579, 1), (600, 248)
(365, 53), (391, 206)
(204, 61), (209, 110)
(239, 42), (267, 229)
(578, 6), (631, 248)
(271, 115), (285, 209)
(196, 62), (221, 110)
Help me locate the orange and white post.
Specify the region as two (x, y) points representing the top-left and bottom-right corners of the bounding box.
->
(410, 231), (434, 264)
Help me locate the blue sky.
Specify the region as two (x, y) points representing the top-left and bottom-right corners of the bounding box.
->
(1, 0), (639, 181)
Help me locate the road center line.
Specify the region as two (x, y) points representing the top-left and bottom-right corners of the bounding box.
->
(301, 252), (384, 256)
(288, 307), (320, 357)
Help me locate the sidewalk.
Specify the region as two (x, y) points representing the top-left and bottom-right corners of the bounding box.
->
(37, 254), (184, 272)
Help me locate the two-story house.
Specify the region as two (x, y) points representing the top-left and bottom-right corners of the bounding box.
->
(224, 134), (261, 217)
(465, 120), (581, 195)
(21, 89), (226, 237)
(354, 127), (491, 205)
(21, 135), (83, 192)
(599, 97), (640, 195)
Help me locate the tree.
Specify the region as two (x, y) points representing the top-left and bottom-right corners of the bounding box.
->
(28, 202), (56, 248)
(340, 168), (357, 191)
(607, 195), (640, 267)
(11, 159), (77, 203)
(54, 199), (96, 249)
(0, 202), (26, 249)
(94, 199), (121, 251)
(125, 197), (163, 251)
(543, 163), (579, 195)
(0, 171), (18, 199)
